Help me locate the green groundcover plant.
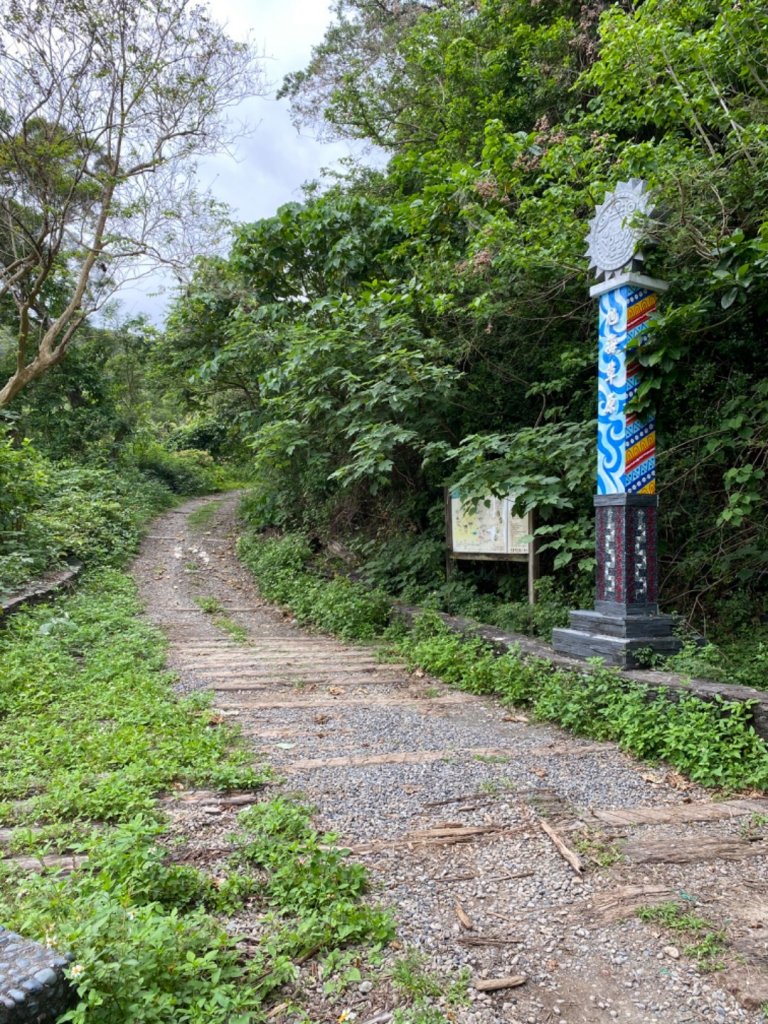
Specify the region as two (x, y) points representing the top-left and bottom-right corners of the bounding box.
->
(0, 571), (393, 1023)
(0, 426), (227, 596)
(238, 529), (768, 792)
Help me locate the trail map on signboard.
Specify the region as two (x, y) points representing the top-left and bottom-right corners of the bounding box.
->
(449, 491), (530, 556)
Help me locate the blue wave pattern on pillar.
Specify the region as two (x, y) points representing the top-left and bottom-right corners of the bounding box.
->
(596, 288), (628, 494)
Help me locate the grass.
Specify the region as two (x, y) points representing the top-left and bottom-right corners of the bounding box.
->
(188, 500), (224, 531)
(740, 811), (768, 840)
(572, 827), (623, 867)
(389, 949), (470, 1022)
(192, 596), (249, 644)
(637, 901), (727, 971)
(0, 571), (263, 827)
(213, 615), (249, 644)
(0, 571), (398, 1023)
(478, 778), (517, 798)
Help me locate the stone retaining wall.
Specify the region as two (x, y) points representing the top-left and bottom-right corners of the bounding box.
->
(395, 604), (768, 741)
(0, 563), (82, 623)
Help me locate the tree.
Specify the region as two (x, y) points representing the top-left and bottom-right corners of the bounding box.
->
(0, 0), (265, 407)
(279, 0), (610, 156)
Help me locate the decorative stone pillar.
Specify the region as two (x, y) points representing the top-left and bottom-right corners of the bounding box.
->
(552, 181), (681, 668)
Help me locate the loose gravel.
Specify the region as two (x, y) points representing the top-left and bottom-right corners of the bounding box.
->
(132, 494), (768, 1024)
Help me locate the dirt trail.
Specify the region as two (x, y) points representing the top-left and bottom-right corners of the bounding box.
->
(132, 494), (768, 1024)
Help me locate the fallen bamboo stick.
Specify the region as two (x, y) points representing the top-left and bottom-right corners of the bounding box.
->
(473, 975), (527, 992)
(540, 819), (583, 875)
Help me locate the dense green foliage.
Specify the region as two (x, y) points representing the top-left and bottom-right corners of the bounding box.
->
(0, 572), (394, 1023)
(0, 429), (223, 595)
(164, 0), (768, 638)
(238, 529), (392, 640)
(238, 529), (768, 790)
(0, 316), (234, 596)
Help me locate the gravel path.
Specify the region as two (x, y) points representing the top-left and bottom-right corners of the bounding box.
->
(132, 494), (768, 1024)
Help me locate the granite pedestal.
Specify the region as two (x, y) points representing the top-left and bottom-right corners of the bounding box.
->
(0, 928), (72, 1024)
(553, 494), (681, 669)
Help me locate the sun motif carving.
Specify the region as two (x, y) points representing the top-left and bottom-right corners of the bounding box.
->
(585, 179), (654, 281)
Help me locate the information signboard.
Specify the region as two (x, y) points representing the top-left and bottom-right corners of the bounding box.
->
(445, 489), (539, 603)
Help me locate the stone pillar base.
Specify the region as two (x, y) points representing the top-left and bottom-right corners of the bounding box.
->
(552, 610), (681, 669)
(552, 493), (681, 669)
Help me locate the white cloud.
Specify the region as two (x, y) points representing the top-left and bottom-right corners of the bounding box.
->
(118, 0), (383, 324)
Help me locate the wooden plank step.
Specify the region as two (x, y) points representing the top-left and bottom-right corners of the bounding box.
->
(180, 661), (397, 674)
(209, 674), (408, 690)
(348, 822), (526, 855)
(182, 640), (378, 650)
(590, 798), (768, 827)
(283, 747), (517, 772)
(588, 885), (674, 923)
(161, 790), (262, 808)
(216, 694), (473, 710)
(624, 837), (768, 865)
(527, 742), (612, 758)
(0, 827), (46, 849)
(182, 653), (388, 663)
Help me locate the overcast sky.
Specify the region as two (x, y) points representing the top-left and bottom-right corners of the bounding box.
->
(119, 0), (380, 324)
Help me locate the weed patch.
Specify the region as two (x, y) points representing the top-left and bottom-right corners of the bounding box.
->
(637, 901), (727, 971)
(213, 615), (249, 644)
(237, 531), (391, 641)
(235, 531), (768, 790)
(187, 500), (224, 531)
(572, 827), (623, 868)
(0, 571), (395, 1022)
(390, 950), (470, 1021)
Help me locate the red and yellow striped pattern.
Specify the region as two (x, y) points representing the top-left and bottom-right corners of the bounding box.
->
(626, 431), (656, 472)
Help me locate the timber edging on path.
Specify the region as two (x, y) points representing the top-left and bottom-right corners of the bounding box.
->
(0, 562), (82, 624)
(393, 603), (768, 741)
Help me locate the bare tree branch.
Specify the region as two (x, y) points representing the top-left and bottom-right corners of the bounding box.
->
(0, 0), (266, 407)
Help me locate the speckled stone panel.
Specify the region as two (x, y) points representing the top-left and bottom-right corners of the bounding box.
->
(0, 927), (72, 1024)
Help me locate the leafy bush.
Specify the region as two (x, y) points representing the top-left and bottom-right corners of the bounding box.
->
(0, 425), (228, 595)
(660, 637), (768, 690)
(237, 531), (392, 640)
(0, 459), (173, 595)
(0, 570), (264, 811)
(236, 799), (393, 949)
(399, 616), (768, 791)
(0, 433), (52, 589)
(356, 533), (445, 601)
(130, 440), (222, 495)
(36, 466), (172, 570)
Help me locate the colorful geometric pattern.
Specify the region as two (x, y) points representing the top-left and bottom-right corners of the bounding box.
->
(597, 285), (657, 495)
